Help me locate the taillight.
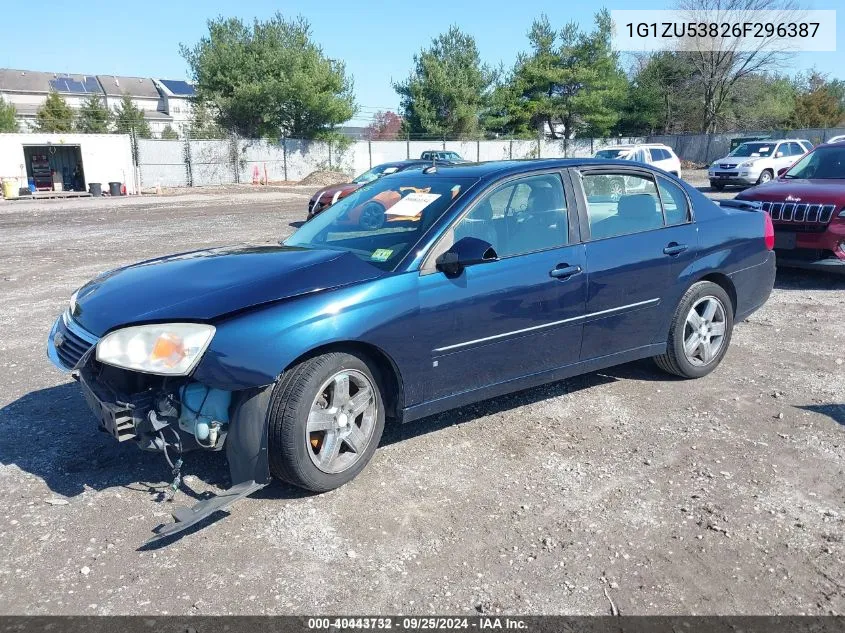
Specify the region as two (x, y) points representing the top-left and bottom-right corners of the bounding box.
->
(764, 212), (775, 250)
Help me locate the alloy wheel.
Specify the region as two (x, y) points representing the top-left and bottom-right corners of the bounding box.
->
(683, 296), (727, 367)
(306, 370), (378, 474)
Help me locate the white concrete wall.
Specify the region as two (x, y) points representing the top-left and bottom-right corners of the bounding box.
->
(0, 133), (136, 194)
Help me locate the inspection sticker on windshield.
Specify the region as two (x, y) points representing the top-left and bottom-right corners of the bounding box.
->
(370, 248), (393, 262)
(386, 192), (441, 217)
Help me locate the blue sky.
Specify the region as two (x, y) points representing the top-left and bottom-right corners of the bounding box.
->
(1, 0), (841, 127)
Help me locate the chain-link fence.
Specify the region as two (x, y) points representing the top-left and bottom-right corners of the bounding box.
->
(133, 126), (845, 189)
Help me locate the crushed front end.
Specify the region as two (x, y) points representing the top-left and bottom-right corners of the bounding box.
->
(47, 310), (270, 541)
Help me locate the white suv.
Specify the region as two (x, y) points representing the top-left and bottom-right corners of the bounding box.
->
(708, 139), (813, 190)
(593, 144), (682, 177)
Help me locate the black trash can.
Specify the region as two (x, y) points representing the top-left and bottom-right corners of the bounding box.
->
(108, 181), (122, 196)
(89, 182), (102, 196)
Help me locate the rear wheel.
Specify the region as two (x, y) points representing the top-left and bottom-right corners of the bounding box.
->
(268, 352), (385, 492)
(654, 281), (734, 379)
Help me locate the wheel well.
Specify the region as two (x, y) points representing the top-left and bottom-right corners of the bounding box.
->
(285, 342), (404, 421)
(698, 273), (737, 316)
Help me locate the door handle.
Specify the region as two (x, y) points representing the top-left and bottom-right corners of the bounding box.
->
(663, 242), (688, 256)
(550, 264), (582, 280)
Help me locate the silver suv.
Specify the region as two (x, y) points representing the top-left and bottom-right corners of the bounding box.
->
(708, 139), (813, 190)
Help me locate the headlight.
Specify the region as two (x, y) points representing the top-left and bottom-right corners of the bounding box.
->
(739, 160), (756, 167)
(96, 323), (215, 375)
(69, 289), (79, 313)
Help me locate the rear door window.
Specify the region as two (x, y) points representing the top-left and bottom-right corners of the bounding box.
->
(657, 177), (690, 226)
(582, 172), (664, 240)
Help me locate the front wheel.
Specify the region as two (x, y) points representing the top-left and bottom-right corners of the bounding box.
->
(654, 281), (734, 379)
(268, 352), (385, 492)
(757, 169), (773, 184)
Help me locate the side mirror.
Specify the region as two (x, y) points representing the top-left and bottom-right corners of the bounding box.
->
(777, 167), (788, 177)
(775, 152), (784, 158)
(435, 236), (497, 276)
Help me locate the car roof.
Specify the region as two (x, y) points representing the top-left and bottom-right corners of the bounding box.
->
(396, 158), (668, 180)
(600, 143), (671, 148)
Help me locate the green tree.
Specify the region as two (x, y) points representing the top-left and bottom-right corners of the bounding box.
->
(0, 98), (17, 132)
(75, 94), (112, 133)
(160, 124), (179, 139)
(508, 11), (628, 140)
(727, 74), (795, 130)
(187, 101), (226, 139)
(619, 52), (699, 135)
(36, 91), (74, 132)
(395, 26), (495, 138)
(790, 71), (845, 128)
(113, 94), (151, 138)
(181, 13), (356, 138)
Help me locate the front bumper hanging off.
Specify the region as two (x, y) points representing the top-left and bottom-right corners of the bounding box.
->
(47, 312), (273, 543)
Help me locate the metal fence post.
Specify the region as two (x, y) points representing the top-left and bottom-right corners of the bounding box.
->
(230, 132), (239, 184)
(509, 138), (513, 160)
(183, 129), (193, 188)
(406, 133), (410, 159)
(282, 135), (288, 182)
(328, 139), (333, 170)
(476, 139), (480, 162)
(368, 139), (372, 169)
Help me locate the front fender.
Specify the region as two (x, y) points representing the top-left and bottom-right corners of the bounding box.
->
(192, 273), (420, 393)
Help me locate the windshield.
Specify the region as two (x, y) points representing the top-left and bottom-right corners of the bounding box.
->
(286, 174), (477, 270)
(594, 149), (630, 159)
(784, 146), (845, 180)
(729, 142), (775, 158)
(352, 164), (401, 184)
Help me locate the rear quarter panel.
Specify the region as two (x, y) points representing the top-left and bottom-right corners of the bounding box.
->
(680, 186), (775, 321)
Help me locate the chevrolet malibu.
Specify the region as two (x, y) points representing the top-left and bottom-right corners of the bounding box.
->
(48, 159), (776, 539)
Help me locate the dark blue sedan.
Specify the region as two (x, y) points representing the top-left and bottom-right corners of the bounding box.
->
(47, 159), (776, 539)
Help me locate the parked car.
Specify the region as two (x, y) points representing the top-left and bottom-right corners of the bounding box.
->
(736, 141), (845, 273)
(593, 144), (682, 177)
(307, 160), (431, 219)
(708, 139), (813, 190)
(48, 159), (775, 540)
(824, 135), (845, 144)
(730, 135), (771, 152)
(420, 150), (467, 163)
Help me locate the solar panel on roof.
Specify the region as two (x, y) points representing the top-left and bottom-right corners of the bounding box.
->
(82, 76), (100, 93)
(160, 79), (195, 96)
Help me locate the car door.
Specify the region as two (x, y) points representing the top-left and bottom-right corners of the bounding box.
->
(416, 171), (587, 402)
(574, 167), (698, 360)
(772, 143), (794, 173)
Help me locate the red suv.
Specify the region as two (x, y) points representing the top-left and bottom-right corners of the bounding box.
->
(736, 141), (845, 273)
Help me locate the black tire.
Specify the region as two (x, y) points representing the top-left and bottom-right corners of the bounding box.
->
(358, 202), (385, 230)
(710, 181), (725, 191)
(653, 281), (734, 379)
(268, 351), (385, 492)
(757, 169), (773, 184)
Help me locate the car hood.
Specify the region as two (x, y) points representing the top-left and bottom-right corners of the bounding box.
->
(71, 245), (383, 336)
(310, 182), (361, 203)
(736, 179), (845, 204)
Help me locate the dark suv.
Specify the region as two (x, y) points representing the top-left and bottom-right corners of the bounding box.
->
(736, 141), (845, 272)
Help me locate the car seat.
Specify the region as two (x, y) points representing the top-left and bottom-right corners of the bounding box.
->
(591, 193), (662, 240)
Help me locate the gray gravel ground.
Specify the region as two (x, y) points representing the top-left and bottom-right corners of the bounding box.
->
(0, 181), (843, 616)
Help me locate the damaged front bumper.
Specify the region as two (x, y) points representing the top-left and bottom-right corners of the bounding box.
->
(47, 311), (272, 542)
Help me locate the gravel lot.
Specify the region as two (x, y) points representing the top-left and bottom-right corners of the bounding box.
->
(0, 181), (843, 616)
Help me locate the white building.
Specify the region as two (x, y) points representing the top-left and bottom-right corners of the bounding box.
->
(153, 79), (195, 136)
(96, 74), (174, 137)
(0, 68), (196, 138)
(0, 133), (137, 194)
(0, 69), (103, 130)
